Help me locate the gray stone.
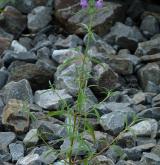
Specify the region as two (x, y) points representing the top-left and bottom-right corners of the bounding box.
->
(124, 143), (156, 161)
(109, 56), (134, 75)
(9, 142), (24, 162)
(2, 79), (33, 104)
(135, 37), (160, 56)
(137, 63), (160, 92)
(0, 27), (14, 41)
(34, 89), (73, 110)
(87, 40), (116, 62)
(55, 1), (125, 36)
(105, 145), (125, 163)
(138, 107), (160, 120)
(27, 6), (52, 32)
(23, 129), (39, 147)
(104, 22), (145, 51)
(0, 37), (11, 55)
(19, 37), (32, 50)
(54, 34), (83, 48)
(92, 63), (120, 91)
(0, 149), (11, 162)
(90, 155), (115, 165)
(37, 121), (66, 141)
(37, 47), (51, 59)
(60, 138), (95, 156)
(100, 111), (135, 135)
(16, 153), (42, 165)
(3, 50), (37, 66)
(0, 6), (26, 37)
(132, 92), (146, 105)
(140, 53), (160, 63)
(55, 60), (92, 96)
(11, 40), (27, 53)
(0, 70), (8, 89)
(52, 49), (82, 64)
(140, 15), (160, 38)
(0, 132), (16, 151)
(151, 145), (160, 157)
(101, 102), (132, 113)
(140, 152), (160, 165)
(121, 119), (158, 139)
(8, 63), (53, 91)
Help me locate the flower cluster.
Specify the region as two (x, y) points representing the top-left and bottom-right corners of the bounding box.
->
(80, 0), (103, 8)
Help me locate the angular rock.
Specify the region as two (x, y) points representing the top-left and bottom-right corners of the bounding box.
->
(27, 6), (52, 32)
(23, 129), (39, 147)
(11, 40), (27, 53)
(37, 121), (66, 141)
(60, 138), (95, 156)
(109, 56), (134, 75)
(55, 1), (125, 36)
(92, 63), (120, 91)
(34, 89), (73, 110)
(100, 111), (135, 135)
(54, 34), (83, 49)
(137, 63), (160, 91)
(0, 132), (16, 151)
(9, 142), (24, 162)
(87, 40), (116, 62)
(121, 119), (158, 139)
(2, 99), (30, 133)
(104, 22), (145, 51)
(2, 79), (33, 104)
(0, 6), (26, 37)
(140, 53), (160, 63)
(140, 152), (160, 165)
(16, 153), (41, 165)
(55, 60), (92, 96)
(8, 63), (53, 91)
(3, 50), (37, 66)
(132, 92), (146, 105)
(0, 37), (11, 55)
(52, 49), (82, 64)
(0, 149), (11, 162)
(90, 155), (115, 165)
(138, 107), (160, 120)
(0, 27), (14, 41)
(140, 15), (160, 38)
(135, 37), (160, 56)
(0, 70), (8, 89)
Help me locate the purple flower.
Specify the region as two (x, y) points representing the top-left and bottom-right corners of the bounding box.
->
(95, 0), (103, 8)
(80, 0), (88, 8)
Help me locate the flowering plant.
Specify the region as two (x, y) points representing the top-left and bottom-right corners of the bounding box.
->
(80, 0), (103, 9)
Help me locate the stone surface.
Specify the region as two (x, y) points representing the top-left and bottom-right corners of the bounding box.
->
(104, 22), (145, 51)
(121, 119), (158, 139)
(34, 89), (73, 110)
(140, 152), (160, 165)
(137, 63), (160, 92)
(8, 63), (53, 91)
(52, 49), (82, 64)
(54, 34), (83, 48)
(9, 142), (24, 162)
(140, 53), (160, 62)
(55, 1), (125, 36)
(2, 99), (30, 133)
(0, 70), (8, 89)
(90, 155), (115, 165)
(0, 6), (26, 37)
(16, 153), (41, 165)
(27, 6), (52, 32)
(0, 37), (11, 55)
(2, 79), (33, 104)
(0, 132), (16, 151)
(23, 129), (39, 147)
(3, 50), (37, 66)
(11, 40), (27, 53)
(100, 110), (135, 135)
(135, 37), (160, 56)
(140, 15), (160, 38)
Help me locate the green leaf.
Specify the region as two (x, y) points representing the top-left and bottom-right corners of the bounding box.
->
(48, 110), (65, 117)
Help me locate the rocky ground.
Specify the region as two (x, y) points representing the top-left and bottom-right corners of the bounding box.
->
(0, 0), (160, 164)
